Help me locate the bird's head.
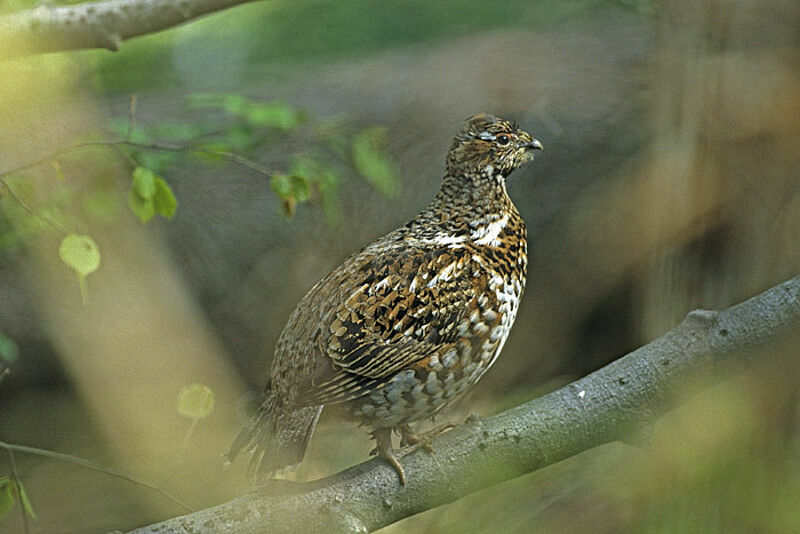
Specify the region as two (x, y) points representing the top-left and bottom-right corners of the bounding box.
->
(446, 113), (543, 179)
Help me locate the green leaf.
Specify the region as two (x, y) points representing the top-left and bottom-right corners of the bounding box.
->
(0, 331), (19, 367)
(289, 175), (310, 203)
(13, 480), (36, 520)
(351, 127), (400, 196)
(270, 174), (292, 199)
(153, 179), (177, 219)
(224, 123), (256, 152)
(59, 234), (101, 304)
(132, 167), (157, 200)
(177, 384), (215, 420)
(128, 189), (156, 223)
(59, 234), (101, 278)
(245, 101), (302, 130)
(0, 478), (14, 520)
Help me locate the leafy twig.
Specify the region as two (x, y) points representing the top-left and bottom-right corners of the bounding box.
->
(0, 178), (69, 235)
(0, 140), (275, 182)
(0, 137), (274, 232)
(6, 448), (30, 534)
(0, 441), (193, 513)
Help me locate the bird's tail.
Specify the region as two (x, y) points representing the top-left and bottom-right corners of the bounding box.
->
(226, 394), (323, 477)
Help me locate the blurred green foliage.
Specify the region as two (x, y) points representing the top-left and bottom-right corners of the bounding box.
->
(352, 127), (400, 197)
(1, 92), (399, 300)
(177, 383), (216, 420)
(4, 0), (651, 92)
(111, 94), (397, 220)
(0, 477), (36, 523)
(0, 332), (19, 368)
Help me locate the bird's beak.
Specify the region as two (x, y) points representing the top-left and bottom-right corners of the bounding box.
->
(523, 139), (543, 151)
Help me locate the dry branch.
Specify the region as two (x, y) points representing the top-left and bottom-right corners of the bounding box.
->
(127, 274), (800, 533)
(0, 0), (262, 58)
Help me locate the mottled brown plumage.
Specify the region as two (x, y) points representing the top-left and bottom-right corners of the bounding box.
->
(227, 114), (542, 484)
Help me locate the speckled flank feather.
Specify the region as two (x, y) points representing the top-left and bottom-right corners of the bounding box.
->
(228, 114), (542, 481)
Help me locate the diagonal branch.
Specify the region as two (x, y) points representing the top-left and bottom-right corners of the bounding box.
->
(0, 0), (263, 59)
(129, 274), (800, 533)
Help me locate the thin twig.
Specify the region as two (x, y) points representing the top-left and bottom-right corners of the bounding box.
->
(7, 448), (30, 534)
(127, 95), (138, 141)
(0, 441), (193, 513)
(0, 367), (10, 388)
(0, 178), (69, 235)
(0, 139), (273, 230)
(0, 140), (275, 181)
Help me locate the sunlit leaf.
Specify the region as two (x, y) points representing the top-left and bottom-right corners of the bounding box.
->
(177, 383), (215, 420)
(153, 178), (177, 219)
(351, 127), (400, 196)
(270, 174), (292, 199)
(59, 234), (100, 278)
(0, 478), (14, 520)
(14, 480), (36, 520)
(132, 167), (157, 200)
(59, 234), (101, 304)
(0, 331), (19, 367)
(128, 190), (155, 223)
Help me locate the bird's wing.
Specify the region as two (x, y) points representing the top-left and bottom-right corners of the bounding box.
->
(298, 245), (485, 405)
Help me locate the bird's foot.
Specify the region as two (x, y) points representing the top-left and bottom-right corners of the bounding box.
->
(370, 428), (406, 485)
(397, 424), (434, 453)
(397, 422), (457, 455)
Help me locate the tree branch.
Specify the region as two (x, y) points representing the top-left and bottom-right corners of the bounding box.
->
(0, 0), (262, 58)
(129, 274), (800, 533)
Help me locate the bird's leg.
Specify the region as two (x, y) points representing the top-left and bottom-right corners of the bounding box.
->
(370, 427), (406, 486)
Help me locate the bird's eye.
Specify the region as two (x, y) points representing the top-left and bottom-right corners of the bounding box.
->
(496, 134), (511, 146)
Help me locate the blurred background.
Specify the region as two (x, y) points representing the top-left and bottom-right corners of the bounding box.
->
(1, 0), (799, 532)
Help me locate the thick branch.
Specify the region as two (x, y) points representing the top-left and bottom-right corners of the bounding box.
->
(130, 274), (800, 533)
(0, 0), (262, 58)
